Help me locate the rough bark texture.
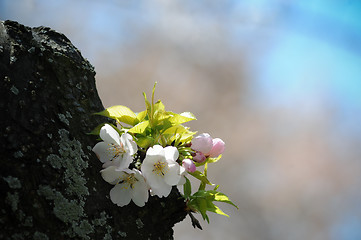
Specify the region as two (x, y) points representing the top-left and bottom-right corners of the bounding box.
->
(0, 20), (187, 240)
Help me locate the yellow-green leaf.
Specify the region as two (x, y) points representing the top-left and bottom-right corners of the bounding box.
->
(136, 136), (154, 148)
(168, 112), (196, 125)
(206, 202), (229, 217)
(153, 100), (165, 112)
(208, 190), (239, 209)
(136, 110), (147, 122)
(128, 120), (149, 134)
(96, 105), (137, 126)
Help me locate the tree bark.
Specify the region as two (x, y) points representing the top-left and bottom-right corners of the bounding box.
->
(0, 20), (186, 240)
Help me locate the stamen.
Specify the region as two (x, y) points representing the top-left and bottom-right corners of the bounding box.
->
(153, 161), (168, 176)
(116, 173), (138, 189)
(107, 143), (126, 160)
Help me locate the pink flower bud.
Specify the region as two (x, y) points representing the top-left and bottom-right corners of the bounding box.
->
(182, 159), (196, 173)
(191, 133), (213, 154)
(193, 151), (206, 163)
(208, 138), (225, 158)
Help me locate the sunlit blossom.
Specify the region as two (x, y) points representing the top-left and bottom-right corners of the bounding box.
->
(92, 124), (137, 170)
(101, 166), (149, 207)
(141, 145), (181, 197)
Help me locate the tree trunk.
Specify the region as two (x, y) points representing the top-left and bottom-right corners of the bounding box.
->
(0, 20), (187, 240)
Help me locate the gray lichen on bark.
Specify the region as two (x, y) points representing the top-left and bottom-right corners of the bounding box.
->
(0, 20), (186, 239)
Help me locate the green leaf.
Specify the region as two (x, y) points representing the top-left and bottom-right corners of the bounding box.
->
(197, 198), (209, 223)
(152, 82), (157, 106)
(135, 135), (154, 148)
(143, 92), (152, 118)
(167, 112), (196, 125)
(136, 110), (147, 122)
(162, 125), (196, 145)
(189, 171), (213, 186)
(95, 105), (137, 126)
(153, 100), (165, 112)
(206, 201), (229, 217)
(183, 177), (192, 199)
(128, 120), (149, 134)
(207, 190), (239, 209)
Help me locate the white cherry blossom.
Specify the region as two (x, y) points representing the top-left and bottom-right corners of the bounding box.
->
(101, 166), (149, 207)
(92, 124), (137, 170)
(141, 145), (181, 197)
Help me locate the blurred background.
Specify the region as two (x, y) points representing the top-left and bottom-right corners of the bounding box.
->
(2, 0), (361, 239)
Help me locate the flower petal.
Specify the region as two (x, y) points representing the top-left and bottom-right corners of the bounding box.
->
(142, 166), (171, 197)
(100, 124), (121, 145)
(92, 142), (115, 163)
(146, 145), (165, 158)
(208, 138), (225, 158)
(100, 166), (125, 183)
(122, 133), (138, 156)
(150, 182), (172, 197)
(131, 175), (149, 207)
(164, 162), (181, 186)
(118, 153), (132, 170)
(177, 175), (186, 185)
(164, 146), (179, 162)
(110, 184), (132, 207)
(182, 159), (196, 173)
(191, 133), (213, 154)
(177, 165), (187, 185)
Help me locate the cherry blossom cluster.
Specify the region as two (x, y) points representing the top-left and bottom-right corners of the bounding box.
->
(91, 84), (236, 225)
(92, 124), (225, 207)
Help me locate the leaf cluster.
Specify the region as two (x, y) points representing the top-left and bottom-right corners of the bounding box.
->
(92, 83), (196, 149)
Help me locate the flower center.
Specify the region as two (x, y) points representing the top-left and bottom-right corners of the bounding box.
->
(109, 143), (126, 159)
(118, 173), (137, 189)
(153, 161), (168, 176)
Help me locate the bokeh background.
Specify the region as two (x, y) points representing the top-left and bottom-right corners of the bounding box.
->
(2, 0), (361, 239)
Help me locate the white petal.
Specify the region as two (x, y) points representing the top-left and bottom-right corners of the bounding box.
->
(140, 157), (153, 177)
(110, 184), (132, 207)
(122, 133), (137, 155)
(141, 154), (161, 178)
(164, 162), (181, 186)
(131, 180), (149, 207)
(177, 175), (186, 185)
(116, 153), (132, 170)
(143, 168), (172, 198)
(179, 165), (186, 176)
(150, 183), (172, 197)
(92, 142), (115, 163)
(164, 146), (179, 161)
(142, 168), (163, 188)
(146, 145), (165, 158)
(102, 159), (116, 168)
(100, 166), (125, 183)
(100, 124), (121, 145)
